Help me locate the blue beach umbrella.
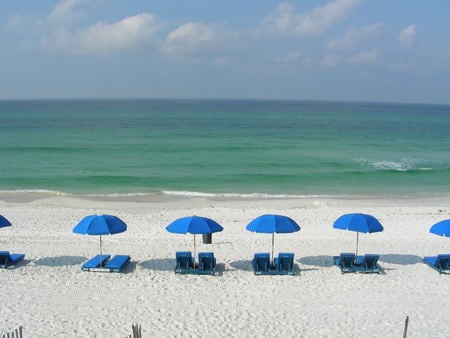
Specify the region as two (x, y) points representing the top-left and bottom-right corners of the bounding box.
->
(333, 213), (384, 257)
(0, 215), (12, 229)
(166, 216), (224, 264)
(73, 214), (127, 266)
(246, 214), (301, 263)
(430, 219), (450, 237)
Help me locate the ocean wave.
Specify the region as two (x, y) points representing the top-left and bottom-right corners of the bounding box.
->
(358, 159), (435, 172)
(0, 189), (160, 199)
(161, 190), (344, 199)
(0, 189), (70, 196)
(0, 188), (341, 200)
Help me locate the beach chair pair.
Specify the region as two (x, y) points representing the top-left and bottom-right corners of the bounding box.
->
(81, 254), (130, 272)
(0, 251), (25, 268)
(175, 251), (216, 275)
(252, 252), (296, 275)
(423, 254), (450, 274)
(333, 253), (380, 274)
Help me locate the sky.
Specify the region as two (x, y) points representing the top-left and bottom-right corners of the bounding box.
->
(1, 0), (450, 104)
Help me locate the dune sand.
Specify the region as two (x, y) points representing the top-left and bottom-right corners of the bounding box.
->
(1, 193), (449, 337)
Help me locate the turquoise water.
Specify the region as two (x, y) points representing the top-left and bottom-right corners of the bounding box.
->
(0, 99), (449, 197)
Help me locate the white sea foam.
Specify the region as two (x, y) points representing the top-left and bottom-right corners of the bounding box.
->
(359, 158), (434, 172)
(0, 189), (70, 196)
(161, 190), (345, 199)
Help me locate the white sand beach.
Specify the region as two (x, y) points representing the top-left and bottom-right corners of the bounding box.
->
(1, 193), (450, 337)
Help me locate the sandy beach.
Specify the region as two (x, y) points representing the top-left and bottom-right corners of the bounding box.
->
(1, 193), (450, 337)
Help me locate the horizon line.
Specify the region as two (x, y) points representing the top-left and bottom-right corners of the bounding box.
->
(1, 96), (449, 107)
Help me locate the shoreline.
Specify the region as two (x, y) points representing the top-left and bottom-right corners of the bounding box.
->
(1, 189), (450, 208)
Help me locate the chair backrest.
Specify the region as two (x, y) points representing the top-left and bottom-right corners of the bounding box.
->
(278, 253), (294, 271)
(340, 253), (356, 268)
(176, 251), (192, 270)
(436, 254), (450, 269)
(198, 252), (215, 270)
(0, 251), (11, 265)
(363, 254), (379, 269)
(254, 253), (270, 272)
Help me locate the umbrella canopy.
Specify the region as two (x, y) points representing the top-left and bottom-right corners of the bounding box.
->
(73, 214), (127, 266)
(166, 216), (223, 235)
(73, 214), (127, 235)
(333, 213), (383, 257)
(166, 216), (224, 264)
(430, 219), (450, 237)
(246, 214), (300, 234)
(246, 214), (301, 263)
(333, 213), (383, 233)
(0, 215), (12, 229)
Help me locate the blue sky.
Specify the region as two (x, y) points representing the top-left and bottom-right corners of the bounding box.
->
(1, 0), (450, 103)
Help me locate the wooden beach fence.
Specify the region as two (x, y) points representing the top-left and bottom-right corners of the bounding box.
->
(1, 326), (23, 338)
(125, 324), (141, 338)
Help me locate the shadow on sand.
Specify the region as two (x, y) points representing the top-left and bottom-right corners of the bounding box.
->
(379, 254), (423, 265)
(33, 256), (86, 267)
(213, 263), (226, 276)
(119, 260), (137, 274)
(229, 260), (253, 272)
(298, 255), (334, 268)
(139, 258), (175, 271)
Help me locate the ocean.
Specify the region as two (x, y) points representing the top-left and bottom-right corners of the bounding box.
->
(0, 99), (449, 198)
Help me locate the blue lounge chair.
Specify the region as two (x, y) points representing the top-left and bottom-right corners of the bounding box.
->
(81, 254), (110, 271)
(82, 254), (131, 272)
(104, 255), (131, 272)
(0, 251), (25, 268)
(274, 252), (295, 275)
(355, 254), (380, 273)
(175, 251), (194, 273)
(196, 252), (216, 275)
(252, 252), (271, 275)
(423, 254), (450, 274)
(333, 252), (356, 273)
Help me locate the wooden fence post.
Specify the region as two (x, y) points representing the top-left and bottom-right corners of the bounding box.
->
(403, 316), (409, 338)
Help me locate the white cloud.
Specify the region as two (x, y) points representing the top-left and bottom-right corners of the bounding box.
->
(6, 0), (88, 30)
(255, 3), (294, 36)
(277, 52), (301, 63)
(49, 0), (89, 24)
(162, 22), (213, 57)
(256, 0), (361, 37)
(6, 1), (163, 55)
(6, 0), (89, 35)
(348, 49), (379, 63)
(42, 13), (163, 54)
(397, 25), (416, 48)
(321, 54), (340, 67)
(326, 22), (383, 50)
(161, 22), (233, 60)
(275, 52), (311, 65)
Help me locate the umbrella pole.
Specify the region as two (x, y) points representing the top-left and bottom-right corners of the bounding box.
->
(355, 232), (359, 259)
(99, 235), (103, 267)
(271, 233), (275, 265)
(193, 234), (196, 269)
